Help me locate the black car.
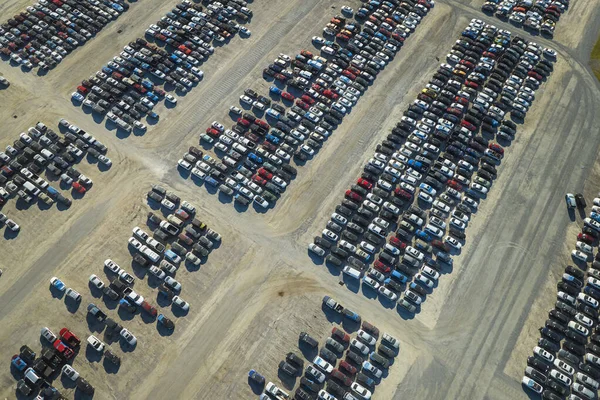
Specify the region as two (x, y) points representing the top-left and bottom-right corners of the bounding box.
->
(314, 237), (333, 249)
(549, 309), (570, 325)
(538, 337), (559, 353)
(294, 388), (311, 400)
(556, 281), (579, 296)
(564, 340), (586, 356)
(346, 351), (364, 366)
(557, 349), (579, 365)
(539, 327), (561, 343)
(556, 301), (576, 316)
(320, 347), (337, 364)
(579, 362), (600, 379)
(565, 265), (585, 279)
(546, 380), (566, 396)
(299, 332), (318, 348)
(545, 319), (566, 333)
(542, 390), (562, 400)
(279, 361), (298, 376)
(300, 376), (319, 393)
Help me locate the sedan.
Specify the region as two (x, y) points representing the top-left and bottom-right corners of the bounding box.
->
(164, 276), (182, 292)
(89, 274), (105, 290)
(119, 328), (137, 346)
(172, 296), (190, 311)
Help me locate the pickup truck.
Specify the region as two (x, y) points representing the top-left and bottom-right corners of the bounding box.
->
(323, 295), (344, 313)
(265, 382), (289, 399)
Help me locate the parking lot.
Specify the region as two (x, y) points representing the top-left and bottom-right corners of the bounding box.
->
(1, 0), (600, 399)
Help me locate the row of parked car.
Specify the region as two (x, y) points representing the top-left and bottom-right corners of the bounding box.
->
(481, 0), (569, 37)
(522, 196), (600, 400)
(0, 119), (110, 238)
(308, 19), (554, 314)
(177, 0), (434, 210)
(252, 298), (400, 400)
(72, 0), (252, 131)
(11, 325), (99, 397)
(0, 0), (131, 71)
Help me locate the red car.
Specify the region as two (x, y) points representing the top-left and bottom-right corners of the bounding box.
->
(347, 66), (361, 76)
(72, 182), (86, 194)
(431, 240), (450, 252)
(447, 180), (463, 191)
(245, 132), (260, 142)
(237, 118), (251, 127)
(459, 60), (474, 69)
(460, 120), (476, 131)
(378, 28), (391, 38)
(336, 33), (350, 41)
(262, 142), (277, 152)
(345, 189), (362, 202)
(301, 95), (315, 105)
(295, 99), (310, 110)
(362, 321), (380, 337)
(53, 339), (75, 359)
(528, 71), (542, 81)
(142, 301), (158, 317)
(252, 175), (267, 186)
(454, 96), (469, 106)
(579, 233), (594, 245)
(274, 73), (288, 82)
(339, 360), (357, 376)
(394, 188), (412, 200)
(446, 107), (463, 116)
(331, 369), (352, 387)
(356, 178), (373, 190)
(332, 327), (350, 343)
(482, 51), (496, 59)
(206, 127), (221, 136)
(77, 85), (89, 94)
(255, 119), (269, 130)
(389, 236), (406, 250)
(258, 168), (273, 180)
(59, 328), (81, 348)
(342, 70), (356, 80)
(488, 143), (504, 155)
(322, 89), (339, 100)
(374, 260), (391, 274)
(281, 92), (295, 101)
(300, 49), (313, 59)
(464, 80), (479, 89)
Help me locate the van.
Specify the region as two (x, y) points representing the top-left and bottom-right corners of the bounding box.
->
(23, 181), (40, 196)
(342, 266), (362, 279)
(167, 214), (184, 228)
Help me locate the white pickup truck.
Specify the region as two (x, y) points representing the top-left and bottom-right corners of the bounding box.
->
(264, 382), (289, 399)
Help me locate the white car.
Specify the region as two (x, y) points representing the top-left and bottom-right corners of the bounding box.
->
(149, 265), (166, 280)
(89, 274), (105, 290)
(521, 376), (543, 394)
(312, 356), (334, 373)
(128, 237), (143, 250)
(357, 330), (376, 346)
(165, 94), (177, 104)
(62, 364), (80, 381)
(173, 296), (190, 311)
(362, 276), (380, 291)
(87, 335), (105, 352)
(550, 369), (572, 386)
(104, 259), (122, 274)
(41, 327), (57, 343)
(165, 276), (182, 292)
(554, 359), (575, 376)
(533, 346), (555, 362)
(351, 382), (372, 399)
(572, 250), (589, 262)
(351, 339), (370, 355)
(120, 328), (137, 346)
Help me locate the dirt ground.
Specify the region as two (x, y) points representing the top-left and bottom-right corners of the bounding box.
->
(1, 0), (600, 399)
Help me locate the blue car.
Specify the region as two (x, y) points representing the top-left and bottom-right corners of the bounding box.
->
(204, 176), (219, 187)
(50, 277), (66, 291)
(415, 230), (432, 242)
(248, 369), (265, 386)
(112, 3), (124, 12)
(343, 308), (361, 322)
(102, 66), (113, 74)
(265, 134), (280, 145)
(146, 92), (159, 102)
(248, 153), (263, 164)
(266, 108), (281, 120)
(142, 80), (154, 89)
(72, 92), (84, 102)
(269, 86), (282, 95)
(437, 252), (453, 265)
(158, 313), (175, 329)
(590, 212), (600, 223)
(390, 270), (408, 284)
(164, 249), (182, 263)
(11, 355), (27, 371)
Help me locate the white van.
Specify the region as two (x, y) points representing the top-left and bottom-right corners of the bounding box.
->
(343, 266), (362, 280)
(23, 181), (40, 196)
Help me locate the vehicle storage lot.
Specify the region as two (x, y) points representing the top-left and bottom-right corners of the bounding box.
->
(1, 0), (600, 399)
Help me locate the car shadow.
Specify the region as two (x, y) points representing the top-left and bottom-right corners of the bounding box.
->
(342, 275), (360, 294)
(396, 304), (417, 320)
(50, 285), (65, 299)
(277, 370), (297, 390)
(361, 284), (378, 299)
(117, 307), (135, 321)
(88, 283), (103, 298)
(172, 306), (189, 318)
(321, 304), (343, 324)
(341, 318), (361, 333)
(65, 298), (81, 313)
(307, 250), (324, 266)
(84, 345), (103, 363)
(298, 341), (318, 361)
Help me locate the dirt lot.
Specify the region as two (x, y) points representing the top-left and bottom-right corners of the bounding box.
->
(1, 0), (600, 399)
